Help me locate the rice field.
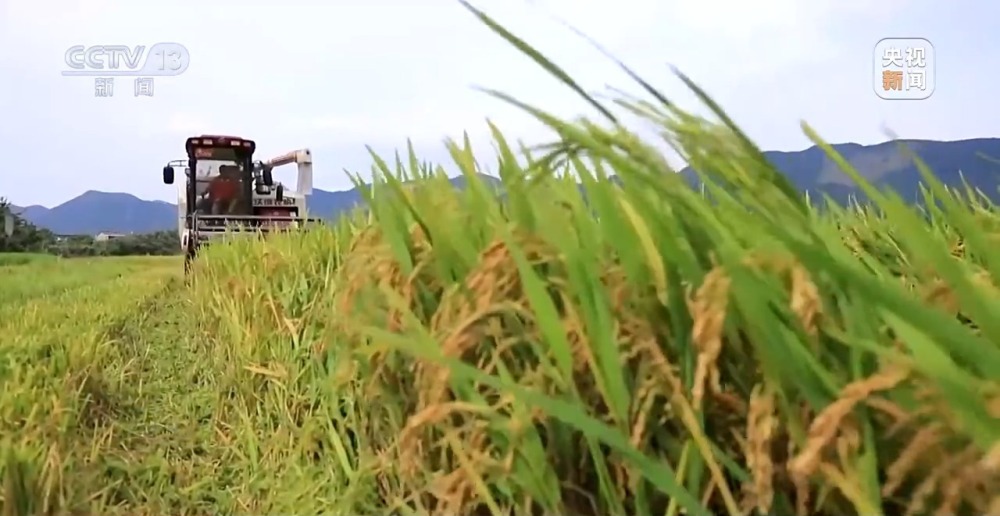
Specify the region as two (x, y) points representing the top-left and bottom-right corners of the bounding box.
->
(0, 252), (55, 267)
(2, 5), (999, 515)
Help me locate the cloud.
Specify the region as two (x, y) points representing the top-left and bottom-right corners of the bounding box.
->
(2, 0), (996, 207)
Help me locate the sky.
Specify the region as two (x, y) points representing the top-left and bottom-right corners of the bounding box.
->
(1, 0), (997, 207)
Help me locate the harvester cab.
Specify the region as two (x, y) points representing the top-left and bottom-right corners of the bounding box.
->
(161, 134), (321, 273)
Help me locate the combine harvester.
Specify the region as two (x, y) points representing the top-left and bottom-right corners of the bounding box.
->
(162, 134), (322, 274)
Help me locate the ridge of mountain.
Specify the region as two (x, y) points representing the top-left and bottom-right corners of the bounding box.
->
(12, 175), (503, 235)
(695, 137), (1000, 205)
(9, 138), (1000, 235)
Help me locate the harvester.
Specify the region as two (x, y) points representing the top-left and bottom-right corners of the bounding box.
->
(162, 134), (321, 273)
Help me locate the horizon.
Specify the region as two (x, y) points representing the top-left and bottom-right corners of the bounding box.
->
(4, 0), (999, 207)
(9, 136), (1000, 209)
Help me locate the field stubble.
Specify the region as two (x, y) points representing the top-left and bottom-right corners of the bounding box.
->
(4, 6), (1000, 515)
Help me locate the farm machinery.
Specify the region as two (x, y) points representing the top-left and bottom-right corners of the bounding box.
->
(162, 134), (321, 274)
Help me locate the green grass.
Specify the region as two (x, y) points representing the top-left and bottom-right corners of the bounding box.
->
(2, 5), (999, 515)
(0, 252), (55, 267)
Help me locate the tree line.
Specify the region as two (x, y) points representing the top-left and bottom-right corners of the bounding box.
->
(0, 197), (179, 257)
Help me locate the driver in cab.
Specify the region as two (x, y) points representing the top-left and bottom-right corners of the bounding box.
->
(206, 165), (242, 215)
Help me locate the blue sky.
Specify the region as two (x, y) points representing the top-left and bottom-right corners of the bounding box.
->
(1, 0), (996, 207)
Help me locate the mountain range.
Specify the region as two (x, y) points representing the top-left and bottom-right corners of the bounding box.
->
(9, 138), (1000, 235)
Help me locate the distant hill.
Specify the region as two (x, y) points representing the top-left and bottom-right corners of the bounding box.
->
(14, 191), (178, 235)
(12, 175), (502, 235)
(10, 138), (1000, 235)
(680, 138), (1000, 204)
(9, 204), (50, 221)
